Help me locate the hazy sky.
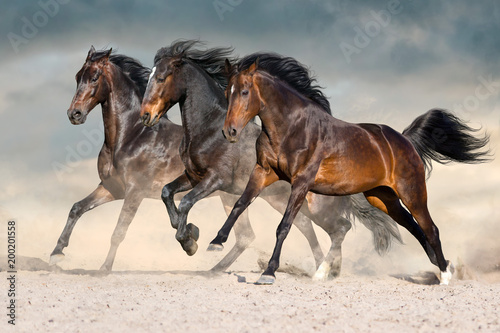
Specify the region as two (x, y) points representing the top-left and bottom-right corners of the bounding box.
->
(0, 1), (499, 263)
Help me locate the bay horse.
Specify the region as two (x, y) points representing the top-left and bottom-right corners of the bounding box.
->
(212, 52), (490, 285)
(139, 40), (401, 279)
(50, 46), (251, 272)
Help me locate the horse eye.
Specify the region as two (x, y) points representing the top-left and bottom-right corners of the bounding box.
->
(91, 76), (98, 83)
(157, 77), (165, 83)
(242, 89), (249, 96)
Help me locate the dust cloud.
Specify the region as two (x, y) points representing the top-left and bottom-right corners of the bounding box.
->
(1, 128), (498, 283)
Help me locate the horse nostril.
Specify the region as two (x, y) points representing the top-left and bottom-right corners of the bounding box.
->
(141, 112), (151, 125)
(73, 110), (82, 119)
(230, 127), (237, 137)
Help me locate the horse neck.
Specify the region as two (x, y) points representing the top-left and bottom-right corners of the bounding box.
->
(257, 74), (308, 142)
(179, 64), (227, 138)
(101, 66), (142, 152)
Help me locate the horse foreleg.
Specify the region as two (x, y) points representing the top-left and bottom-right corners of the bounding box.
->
(264, 193), (324, 270)
(174, 173), (224, 256)
(100, 193), (143, 271)
(162, 172), (193, 229)
(209, 193), (255, 272)
(257, 180), (311, 285)
(50, 184), (115, 266)
(209, 164), (278, 250)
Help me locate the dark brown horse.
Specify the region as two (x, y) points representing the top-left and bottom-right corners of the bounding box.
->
(49, 47), (186, 270)
(139, 40), (402, 279)
(211, 53), (490, 284)
(50, 46), (250, 272)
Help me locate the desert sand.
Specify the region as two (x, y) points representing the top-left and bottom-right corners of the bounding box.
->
(2, 258), (499, 333)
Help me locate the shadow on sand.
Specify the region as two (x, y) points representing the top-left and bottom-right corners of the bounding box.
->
(3, 255), (495, 284)
(0, 255), (220, 278)
(390, 271), (441, 285)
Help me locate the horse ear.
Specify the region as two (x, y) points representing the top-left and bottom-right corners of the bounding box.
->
(86, 45), (96, 61)
(224, 58), (232, 77)
(99, 48), (112, 64)
(248, 58), (259, 74)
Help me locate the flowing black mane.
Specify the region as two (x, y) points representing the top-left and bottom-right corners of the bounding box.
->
(91, 49), (151, 98)
(235, 53), (331, 114)
(154, 40), (234, 90)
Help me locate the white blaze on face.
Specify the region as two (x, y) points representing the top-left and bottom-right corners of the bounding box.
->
(230, 85), (235, 95)
(148, 66), (156, 85)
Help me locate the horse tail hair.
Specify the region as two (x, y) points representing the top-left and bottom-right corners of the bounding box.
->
(402, 109), (491, 176)
(349, 194), (402, 255)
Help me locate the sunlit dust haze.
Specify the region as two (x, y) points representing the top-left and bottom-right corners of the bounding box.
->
(0, 0), (499, 281)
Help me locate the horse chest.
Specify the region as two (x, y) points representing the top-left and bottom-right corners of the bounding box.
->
(179, 148), (207, 182)
(97, 149), (114, 179)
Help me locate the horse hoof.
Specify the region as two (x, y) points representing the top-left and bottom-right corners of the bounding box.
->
(99, 263), (113, 272)
(186, 223), (200, 241)
(440, 261), (455, 285)
(207, 243), (224, 252)
(255, 275), (275, 285)
(312, 262), (330, 281)
(49, 253), (65, 266)
(182, 239), (198, 256)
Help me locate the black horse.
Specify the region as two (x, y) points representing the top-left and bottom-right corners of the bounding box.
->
(139, 40), (402, 279)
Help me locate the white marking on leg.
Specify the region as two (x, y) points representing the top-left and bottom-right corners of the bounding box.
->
(440, 261), (454, 285)
(313, 261), (331, 281)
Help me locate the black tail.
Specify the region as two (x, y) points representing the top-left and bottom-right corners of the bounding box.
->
(402, 109), (491, 175)
(350, 194), (403, 255)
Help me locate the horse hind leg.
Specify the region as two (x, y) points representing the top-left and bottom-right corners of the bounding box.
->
(312, 215), (351, 281)
(209, 193), (255, 272)
(363, 188), (437, 263)
(397, 187), (453, 285)
(292, 212), (324, 270)
(100, 193), (143, 271)
(364, 187), (453, 284)
(295, 194), (351, 281)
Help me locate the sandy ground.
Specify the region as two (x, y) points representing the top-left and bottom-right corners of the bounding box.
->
(1, 261), (499, 333)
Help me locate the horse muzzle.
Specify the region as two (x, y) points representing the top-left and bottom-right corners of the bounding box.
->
(222, 126), (240, 143)
(67, 109), (87, 125)
(141, 111), (160, 127)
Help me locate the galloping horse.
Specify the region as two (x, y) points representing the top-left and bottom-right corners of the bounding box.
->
(50, 46), (244, 271)
(210, 53), (490, 285)
(139, 40), (402, 279)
